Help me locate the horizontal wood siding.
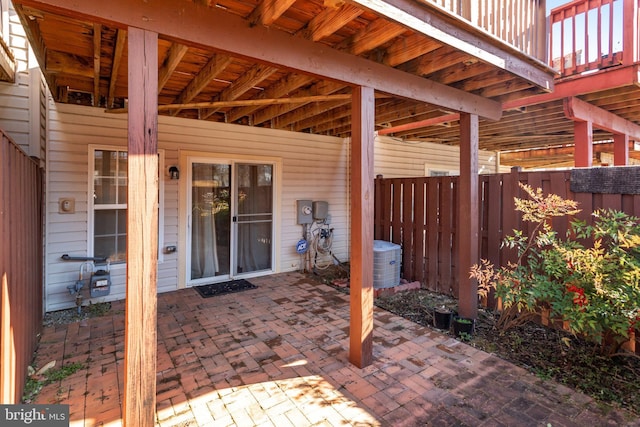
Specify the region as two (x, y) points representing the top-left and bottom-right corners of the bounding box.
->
(376, 168), (640, 296)
(375, 136), (499, 178)
(1, 131), (43, 403)
(46, 103), (349, 311)
(0, 73), (29, 148)
(0, 3), (41, 157)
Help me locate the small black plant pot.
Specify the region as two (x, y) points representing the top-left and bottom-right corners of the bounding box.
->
(452, 317), (475, 338)
(433, 307), (453, 330)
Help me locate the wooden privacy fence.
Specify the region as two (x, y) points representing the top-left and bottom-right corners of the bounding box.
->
(1, 131), (43, 404)
(374, 168), (640, 297)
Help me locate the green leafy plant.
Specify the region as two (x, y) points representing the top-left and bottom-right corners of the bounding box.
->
(457, 331), (473, 342)
(471, 183), (640, 356)
(23, 362), (86, 403)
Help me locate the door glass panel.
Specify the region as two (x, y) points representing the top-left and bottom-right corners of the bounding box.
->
(236, 164), (273, 274)
(191, 163), (231, 280)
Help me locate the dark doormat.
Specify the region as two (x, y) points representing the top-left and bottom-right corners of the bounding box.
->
(194, 279), (257, 298)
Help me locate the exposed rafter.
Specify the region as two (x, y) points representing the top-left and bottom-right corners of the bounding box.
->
(107, 29), (126, 108)
(106, 94), (357, 113)
(226, 74), (314, 123)
(93, 23), (101, 106)
(15, 0), (503, 120)
(200, 63), (279, 119)
(171, 53), (232, 116)
(564, 97), (640, 141)
(158, 43), (189, 93)
(303, 4), (364, 42)
(249, 0), (298, 26)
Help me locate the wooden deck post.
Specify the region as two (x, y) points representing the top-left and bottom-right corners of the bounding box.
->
(458, 112), (479, 320)
(613, 133), (629, 166)
(623, 0), (639, 66)
(349, 86), (375, 368)
(124, 27), (159, 427)
(574, 121), (593, 167)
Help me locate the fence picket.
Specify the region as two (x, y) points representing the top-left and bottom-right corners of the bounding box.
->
(0, 132), (43, 403)
(375, 168), (640, 300)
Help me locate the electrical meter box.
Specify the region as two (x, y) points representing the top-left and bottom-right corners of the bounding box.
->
(90, 268), (111, 298)
(313, 201), (329, 220)
(297, 200), (313, 224)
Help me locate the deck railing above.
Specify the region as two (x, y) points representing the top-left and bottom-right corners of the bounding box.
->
(428, 0), (548, 61)
(550, 0), (639, 77)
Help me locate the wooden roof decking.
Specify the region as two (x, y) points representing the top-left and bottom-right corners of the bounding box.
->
(12, 0), (554, 144)
(15, 0), (640, 171)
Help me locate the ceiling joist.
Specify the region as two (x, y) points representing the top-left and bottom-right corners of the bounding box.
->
(16, 0), (503, 120)
(564, 97), (640, 141)
(107, 93), (360, 113)
(347, 0), (554, 91)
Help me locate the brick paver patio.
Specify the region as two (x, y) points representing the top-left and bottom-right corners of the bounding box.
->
(31, 272), (639, 426)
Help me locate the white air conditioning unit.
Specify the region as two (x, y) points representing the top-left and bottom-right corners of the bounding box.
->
(373, 240), (401, 289)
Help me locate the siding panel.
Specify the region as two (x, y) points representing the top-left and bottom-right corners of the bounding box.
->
(46, 103), (349, 311)
(375, 135), (499, 178)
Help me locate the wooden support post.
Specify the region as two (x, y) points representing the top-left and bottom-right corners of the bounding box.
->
(623, 0), (639, 65)
(349, 86), (375, 368)
(574, 121), (593, 167)
(458, 112), (479, 320)
(613, 133), (629, 166)
(124, 27), (159, 427)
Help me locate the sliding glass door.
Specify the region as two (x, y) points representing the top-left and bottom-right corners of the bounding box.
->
(234, 163), (273, 275)
(187, 159), (273, 285)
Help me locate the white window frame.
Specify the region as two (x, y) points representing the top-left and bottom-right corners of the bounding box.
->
(88, 145), (165, 266)
(425, 166), (459, 177)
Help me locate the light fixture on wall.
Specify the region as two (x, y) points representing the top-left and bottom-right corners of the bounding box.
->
(169, 166), (179, 180)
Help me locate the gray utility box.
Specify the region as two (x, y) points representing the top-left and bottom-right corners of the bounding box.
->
(373, 240), (401, 289)
(297, 200), (313, 224)
(313, 201), (329, 220)
(90, 269), (111, 297)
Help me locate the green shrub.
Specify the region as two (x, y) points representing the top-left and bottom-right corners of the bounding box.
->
(471, 183), (640, 355)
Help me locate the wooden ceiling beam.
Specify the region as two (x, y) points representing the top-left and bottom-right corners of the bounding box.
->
(377, 114), (458, 135)
(215, 2), (362, 121)
(500, 144), (640, 168)
(412, 50), (475, 76)
(564, 97), (640, 141)
(171, 53), (232, 115)
(107, 28), (126, 108)
(383, 33), (441, 66)
(347, 19), (406, 55)
(293, 100), (352, 131)
(106, 94), (355, 113)
(303, 4), (363, 42)
(430, 62), (493, 86)
(276, 97), (350, 129)
(227, 74), (314, 122)
(14, 0), (503, 120)
(45, 50), (94, 78)
(200, 63), (279, 119)
(158, 43), (189, 93)
(478, 79), (533, 99)
(503, 65), (640, 111)
(249, 0), (298, 27)
(253, 80), (345, 125)
(14, 4), (53, 90)
(93, 23), (101, 106)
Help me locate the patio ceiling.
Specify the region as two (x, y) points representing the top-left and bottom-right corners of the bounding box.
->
(13, 0), (555, 146)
